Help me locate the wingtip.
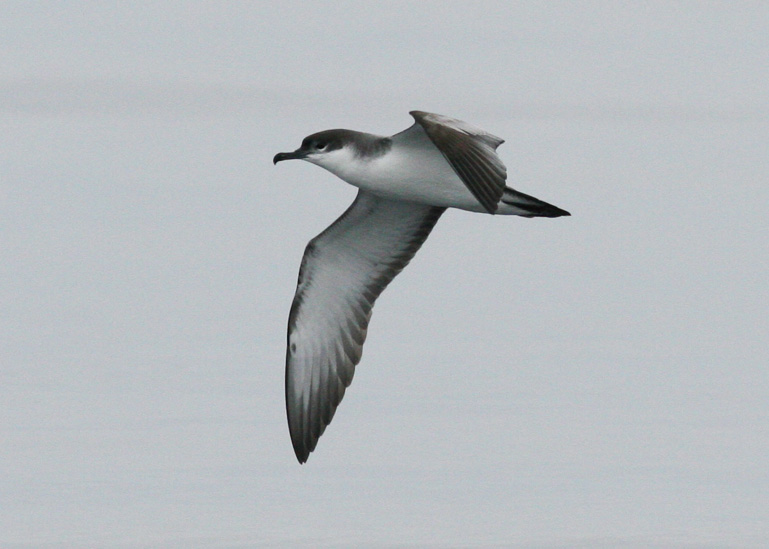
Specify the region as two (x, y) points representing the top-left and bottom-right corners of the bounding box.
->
(293, 445), (310, 464)
(290, 429), (314, 464)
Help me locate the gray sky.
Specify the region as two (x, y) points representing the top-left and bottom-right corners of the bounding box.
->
(2, 2), (768, 547)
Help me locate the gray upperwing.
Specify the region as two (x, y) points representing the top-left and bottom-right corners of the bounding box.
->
(285, 190), (445, 463)
(410, 110), (507, 214)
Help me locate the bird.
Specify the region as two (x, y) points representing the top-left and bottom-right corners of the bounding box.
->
(273, 111), (569, 463)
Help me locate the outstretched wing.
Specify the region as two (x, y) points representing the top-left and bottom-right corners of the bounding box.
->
(409, 110), (507, 214)
(286, 191), (445, 463)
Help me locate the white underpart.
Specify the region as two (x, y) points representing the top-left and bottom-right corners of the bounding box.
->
(308, 124), (488, 213)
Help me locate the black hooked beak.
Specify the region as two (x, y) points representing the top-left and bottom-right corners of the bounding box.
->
(273, 150), (308, 164)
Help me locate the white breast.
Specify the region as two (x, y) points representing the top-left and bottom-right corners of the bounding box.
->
(313, 125), (486, 212)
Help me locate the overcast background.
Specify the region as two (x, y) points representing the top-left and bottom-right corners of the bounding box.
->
(2, 2), (768, 547)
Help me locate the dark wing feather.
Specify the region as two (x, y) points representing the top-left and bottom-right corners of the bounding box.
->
(286, 191), (445, 462)
(410, 110), (507, 214)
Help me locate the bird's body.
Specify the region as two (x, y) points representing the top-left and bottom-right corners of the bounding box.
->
(274, 111), (569, 463)
(310, 127), (481, 211)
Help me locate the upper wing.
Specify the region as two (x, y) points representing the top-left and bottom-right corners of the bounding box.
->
(286, 191), (445, 463)
(409, 110), (507, 214)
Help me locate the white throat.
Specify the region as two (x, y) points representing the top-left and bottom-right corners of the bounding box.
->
(306, 145), (362, 184)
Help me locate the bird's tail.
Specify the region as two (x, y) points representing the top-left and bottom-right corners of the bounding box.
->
(497, 187), (570, 217)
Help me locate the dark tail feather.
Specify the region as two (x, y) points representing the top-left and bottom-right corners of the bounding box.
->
(500, 187), (570, 218)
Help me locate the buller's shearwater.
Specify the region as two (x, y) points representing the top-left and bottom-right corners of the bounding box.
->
(273, 111), (569, 463)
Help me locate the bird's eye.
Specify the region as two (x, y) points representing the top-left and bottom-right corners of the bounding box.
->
(315, 142), (327, 150)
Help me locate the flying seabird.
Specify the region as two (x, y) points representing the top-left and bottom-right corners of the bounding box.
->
(273, 111), (569, 463)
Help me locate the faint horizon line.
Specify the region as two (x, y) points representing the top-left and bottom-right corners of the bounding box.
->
(1, 78), (767, 122)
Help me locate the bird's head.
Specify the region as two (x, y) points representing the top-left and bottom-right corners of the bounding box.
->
(273, 130), (354, 170)
(273, 129), (393, 183)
